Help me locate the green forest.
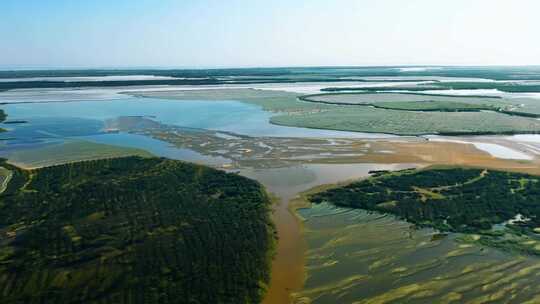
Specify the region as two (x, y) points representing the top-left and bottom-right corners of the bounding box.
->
(0, 157), (275, 304)
(310, 168), (540, 233)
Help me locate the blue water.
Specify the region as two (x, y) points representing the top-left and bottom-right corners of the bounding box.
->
(1, 97), (391, 138)
(0, 96), (393, 165)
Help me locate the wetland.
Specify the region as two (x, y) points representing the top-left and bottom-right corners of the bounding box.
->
(2, 66), (540, 303)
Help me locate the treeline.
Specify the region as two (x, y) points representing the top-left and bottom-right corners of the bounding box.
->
(0, 68), (294, 79)
(2, 66), (540, 81)
(310, 168), (540, 233)
(0, 78), (425, 91)
(0, 157), (275, 304)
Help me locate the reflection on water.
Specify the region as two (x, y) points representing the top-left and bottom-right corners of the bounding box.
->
(295, 203), (540, 304)
(1, 97), (392, 138)
(1, 117), (103, 141)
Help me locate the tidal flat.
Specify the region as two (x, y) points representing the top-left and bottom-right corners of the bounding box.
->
(135, 88), (540, 136)
(119, 120), (540, 303)
(2, 76), (540, 303)
(295, 202), (540, 304)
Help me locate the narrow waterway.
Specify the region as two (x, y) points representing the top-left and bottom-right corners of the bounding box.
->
(240, 164), (419, 304)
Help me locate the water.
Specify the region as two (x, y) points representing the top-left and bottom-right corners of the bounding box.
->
(426, 136), (534, 160)
(240, 163), (417, 202)
(0, 96), (393, 167)
(81, 133), (229, 166)
(295, 202), (540, 304)
(1, 96), (393, 138)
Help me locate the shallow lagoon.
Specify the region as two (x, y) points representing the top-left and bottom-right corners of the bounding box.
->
(1, 96), (392, 138)
(0, 96), (394, 166)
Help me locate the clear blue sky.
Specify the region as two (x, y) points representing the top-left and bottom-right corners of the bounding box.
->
(2, 0), (540, 68)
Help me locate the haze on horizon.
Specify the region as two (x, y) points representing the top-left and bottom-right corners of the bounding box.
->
(2, 0), (540, 69)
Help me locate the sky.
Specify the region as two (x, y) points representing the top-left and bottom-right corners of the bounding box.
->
(1, 0), (540, 68)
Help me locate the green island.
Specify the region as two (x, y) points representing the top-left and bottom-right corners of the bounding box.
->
(310, 168), (540, 255)
(0, 157), (275, 304)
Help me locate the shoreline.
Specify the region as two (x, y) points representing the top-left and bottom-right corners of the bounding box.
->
(3, 89), (540, 137)
(261, 140), (540, 303)
(3, 87), (540, 303)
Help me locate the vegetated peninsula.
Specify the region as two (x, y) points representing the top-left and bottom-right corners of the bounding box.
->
(310, 168), (540, 254)
(0, 157), (275, 304)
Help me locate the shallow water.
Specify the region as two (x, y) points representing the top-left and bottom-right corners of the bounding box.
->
(426, 136), (533, 160)
(472, 142), (533, 160)
(241, 163), (419, 304)
(295, 202), (540, 304)
(81, 133), (229, 166)
(1, 96), (393, 139)
(241, 163), (417, 202)
(2, 87), (539, 304)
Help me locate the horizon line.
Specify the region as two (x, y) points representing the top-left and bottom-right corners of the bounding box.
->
(1, 64), (540, 72)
